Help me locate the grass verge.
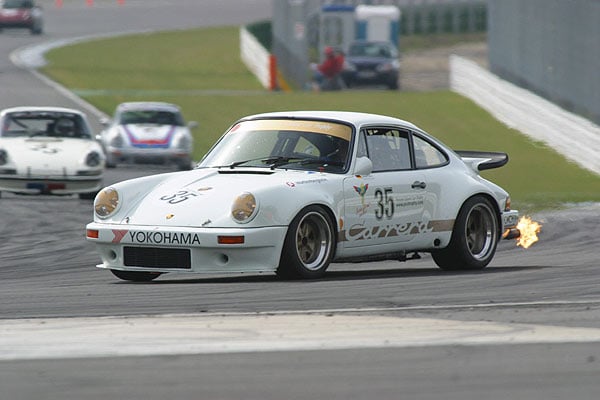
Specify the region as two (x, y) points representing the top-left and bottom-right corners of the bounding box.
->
(40, 27), (600, 211)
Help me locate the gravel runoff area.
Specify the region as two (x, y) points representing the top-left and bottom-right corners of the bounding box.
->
(401, 41), (488, 91)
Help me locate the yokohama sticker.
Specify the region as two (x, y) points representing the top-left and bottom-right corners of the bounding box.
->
(111, 229), (201, 245)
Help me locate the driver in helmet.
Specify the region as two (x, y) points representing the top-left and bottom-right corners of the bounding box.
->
(54, 118), (76, 137)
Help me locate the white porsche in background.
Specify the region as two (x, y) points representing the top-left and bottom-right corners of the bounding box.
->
(0, 106), (104, 200)
(99, 102), (196, 170)
(86, 111), (521, 282)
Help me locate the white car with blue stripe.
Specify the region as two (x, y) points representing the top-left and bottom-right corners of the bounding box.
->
(98, 102), (196, 170)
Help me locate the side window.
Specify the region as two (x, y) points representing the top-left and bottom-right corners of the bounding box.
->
(364, 128), (411, 172)
(356, 131), (368, 158)
(413, 135), (448, 169)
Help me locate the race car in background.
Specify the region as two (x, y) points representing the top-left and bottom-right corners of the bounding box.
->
(98, 102), (197, 170)
(0, 0), (43, 35)
(87, 111), (520, 281)
(0, 106), (104, 199)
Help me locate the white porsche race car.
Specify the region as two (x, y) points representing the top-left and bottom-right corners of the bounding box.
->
(0, 106), (104, 199)
(98, 102), (196, 170)
(86, 111), (521, 281)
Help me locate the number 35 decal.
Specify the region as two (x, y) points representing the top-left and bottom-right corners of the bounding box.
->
(374, 187), (394, 219)
(160, 190), (198, 204)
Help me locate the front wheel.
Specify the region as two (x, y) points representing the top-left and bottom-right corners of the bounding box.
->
(111, 270), (162, 282)
(79, 192), (97, 200)
(432, 196), (499, 271)
(276, 206), (335, 279)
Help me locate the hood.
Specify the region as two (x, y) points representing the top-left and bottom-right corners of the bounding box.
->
(3, 137), (101, 175)
(121, 124), (181, 148)
(117, 167), (331, 228)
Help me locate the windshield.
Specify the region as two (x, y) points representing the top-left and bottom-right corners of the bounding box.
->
(348, 42), (397, 58)
(117, 110), (184, 126)
(2, 0), (34, 9)
(0, 111), (92, 139)
(199, 119), (352, 173)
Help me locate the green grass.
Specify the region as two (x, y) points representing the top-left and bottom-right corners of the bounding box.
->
(41, 27), (600, 212)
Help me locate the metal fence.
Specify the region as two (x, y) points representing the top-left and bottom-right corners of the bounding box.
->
(318, 0), (487, 34)
(488, 0), (600, 125)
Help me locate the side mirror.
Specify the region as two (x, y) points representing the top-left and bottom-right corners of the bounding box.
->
(354, 156), (372, 176)
(188, 121), (199, 129)
(99, 117), (111, 127)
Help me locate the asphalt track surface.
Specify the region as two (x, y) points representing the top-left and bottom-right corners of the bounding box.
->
(1, 2), (600, 399)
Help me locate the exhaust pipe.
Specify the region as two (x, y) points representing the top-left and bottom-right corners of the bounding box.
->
(503, 228), (521, 240)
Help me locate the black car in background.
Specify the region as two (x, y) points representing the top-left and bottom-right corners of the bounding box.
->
(342, 40), (400, 90)
(0, 0), (43, 35)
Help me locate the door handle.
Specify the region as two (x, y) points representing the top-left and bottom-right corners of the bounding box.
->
(411, 181), (427, 189)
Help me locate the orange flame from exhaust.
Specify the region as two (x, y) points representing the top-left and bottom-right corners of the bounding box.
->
(516, 216), (542, 249)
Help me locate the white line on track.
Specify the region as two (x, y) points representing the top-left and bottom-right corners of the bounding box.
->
(3, 301), (600, 361)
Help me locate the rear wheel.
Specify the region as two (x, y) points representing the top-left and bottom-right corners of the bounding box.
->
(276, 205), (335, 279)
(111, 270), (162, 282)
(432, 196), (499, 270)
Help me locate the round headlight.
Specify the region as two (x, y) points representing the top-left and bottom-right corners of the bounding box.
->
(176, 134), (192, 150)
(231, 192), (257, 223)
(110, 133), (124, 148)
(94, 187), (120, 218)
(85, 151), (102, 167)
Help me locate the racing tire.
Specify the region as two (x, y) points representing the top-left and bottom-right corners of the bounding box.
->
(111, 270), (162, 282)
(176, 159), (193, 171)
(104, 154), (117, 168)
(276, 205), (335, 279)
(432, 196), (499, 271)
(79, 192), (97, 200)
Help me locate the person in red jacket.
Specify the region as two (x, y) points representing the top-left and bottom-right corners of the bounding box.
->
(310, 46), (345, 91)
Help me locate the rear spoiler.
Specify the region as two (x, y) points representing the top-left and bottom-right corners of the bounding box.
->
(455, 150), (509, 171)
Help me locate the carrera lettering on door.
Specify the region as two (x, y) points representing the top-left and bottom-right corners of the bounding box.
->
(160, 190), (198, 204)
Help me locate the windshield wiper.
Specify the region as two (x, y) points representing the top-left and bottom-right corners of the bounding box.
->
(222, 156), (343, 170)
(225, 156), (295, 169)
(298, 157), (345, 167)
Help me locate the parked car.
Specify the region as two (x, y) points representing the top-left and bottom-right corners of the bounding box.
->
(0, 106), (104, 199)
(0, 0), (43, 35)
(98, 102), (196, 170)
(86, 111), (520, 281)
(342, 40), (400, 90)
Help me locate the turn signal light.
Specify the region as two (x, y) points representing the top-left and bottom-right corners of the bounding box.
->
(218, 235), (245, 244)
(86, 229), (99, 239)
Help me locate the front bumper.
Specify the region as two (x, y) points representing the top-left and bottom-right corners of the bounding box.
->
(0, 175), (103, 195)
(86, 223), (287, 274)
(107, 146), (190, 163)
